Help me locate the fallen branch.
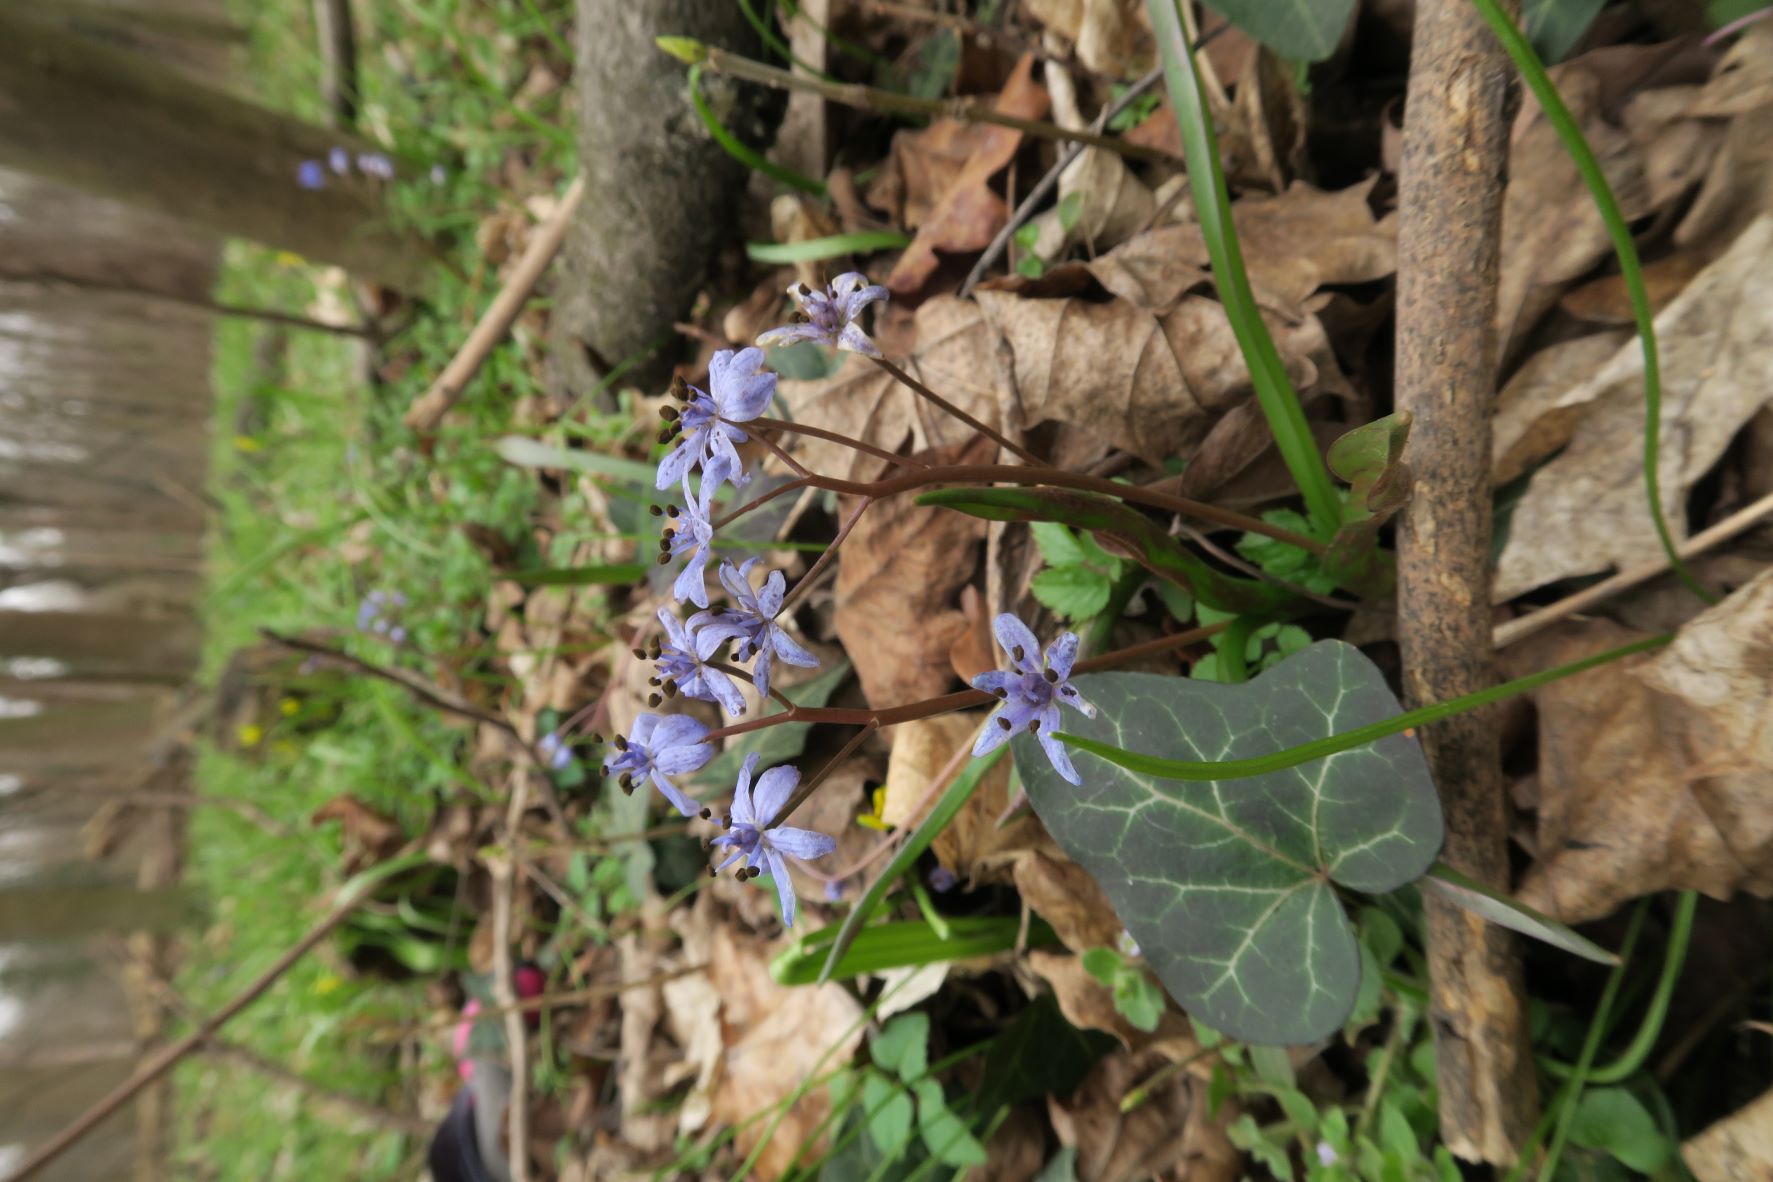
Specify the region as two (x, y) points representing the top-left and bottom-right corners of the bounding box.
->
(261, 628), (516, 737)
(1394, 0), (1537, 1161)
(403, 175), (587, 430)
(493, 770), (534, 1182)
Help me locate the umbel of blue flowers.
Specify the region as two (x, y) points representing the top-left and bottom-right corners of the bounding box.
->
(603, 713), (714, 817)
(708, 753), (836, 927)
(655, 348), (775, 493)
(972, 614), (1096, 785)
(756, 272), (888, 358)
(691, 558), (819, 700)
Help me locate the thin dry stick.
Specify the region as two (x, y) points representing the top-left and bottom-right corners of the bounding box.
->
(206, 1041), (431, 1136)
(261, 628), (518, 737)
(960, 66), (1165, 298)
(493, 771), (533, 1182)
(697, 46), (1184, 167)
(0, 855), (410, 1182)
(1494, 487), (1773, 648)
(871, 357), (1044, 465)
(756, 417), (931, 469)
(404, 175), (587, 430)
(1395, 0), (1538, 1162)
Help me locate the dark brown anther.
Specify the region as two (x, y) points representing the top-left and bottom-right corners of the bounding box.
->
(668, 375), (690, 402)
(590, 732), (604, 745)
(997, 716), (1012, 731)
(656, 554), (671, 566)
(1028, 719), (1041, 733)
(656, 427), (675, 444)
(619, 772), (634, 789)
(1044, 668), (1059, 683)
(646, 693), (662, 707)
(1012, 645), (1025, 662)
(722, 814), (732, 829)
(658, 537), (673, 552)
(994, 687), (1008, 699)
(648, 676), (661, 687)
(632, 647), (647, 660)
(621, 780), (636, 795)
(660, 404), (680, 421)
(600, 764), (611, 776)
(663, 680), (678, 699)
(665, 504), (680, 519)
(699, 807), (712, 820)
(649, 504), (664, 517)
(614, 735), (629, 750)
(708, 866), (718, 878)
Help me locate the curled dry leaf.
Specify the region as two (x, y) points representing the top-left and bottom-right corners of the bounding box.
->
(1682, 1086), (1773, 1182)
(309, 795), (405, 875)
(1013, 850), (1124, 953)
(1636, 567), (1773, 773)
(1495, 215), (1773, 600)
(973, 286), (1342, 466)
(1048, 1048), (1238, 1182)
(834, 439), (990, 710)
(1512, 617), (1773, 923)
(1491, 330), (1630, 486)
(881, 713), (1038, 879)
(869, 53), (1051, 295)
(775, 296), (1001, 481)
(1023, 64), (1155, 267)
(1028, 950), (1197, 1058)
(1022, 0), (1154, 75)
(1677, 25), (1773, 255)
(708, 923), (864, 1180)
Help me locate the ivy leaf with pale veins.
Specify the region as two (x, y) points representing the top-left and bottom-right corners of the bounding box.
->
(1013, 641), (1443, 1044)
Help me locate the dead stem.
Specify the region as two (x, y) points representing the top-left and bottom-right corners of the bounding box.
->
(870, 356), (1044, 466)
(756, 416), (931, 469)
(780, 496), (872, 612)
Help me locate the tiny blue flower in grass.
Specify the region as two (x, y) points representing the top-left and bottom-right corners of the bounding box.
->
(603, 713), (713, 817)
(655, 464), (723, 609)
(756, 272), (889, 358)
(296, 160), (327, 190)
(357, 151), (395, 180)
(356, 590), (409, 641)
(654, 607), (745, 716)
(655, 348), (775, 492)
(972, 613), (1096, 785)
(709, 753), (836, 927)
(537, 730), (573, 772)
(328, 147), (350, 175)
(690, 558), (819, 700)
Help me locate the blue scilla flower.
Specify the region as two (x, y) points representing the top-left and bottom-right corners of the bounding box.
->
(756, 272), (888, 358)
(690, 558), (818, 700)
(654, 465), (723, 609)
(653, 607), (745, 716)
(708, 753), (836, 927)
(296, 160), (327, 190)
(537, 730), (573, 772)
(654, 348), (775, 493)
(603, 713), (714, 817)
(971, 613), (1096, 785)
(356, 589), (409, 643)
(328, 147), (350, 175)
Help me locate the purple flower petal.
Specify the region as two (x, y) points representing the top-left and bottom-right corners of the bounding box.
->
(1045, 631), (1080, 679)
(751, 764), (798, 827)
(1036, 729), (1081, 785)
(971, 670), (1015, 695)
(709, 347), (776, 422)
(732, 752), (761, 826)
(973, 716), (1014, 757)
(764, 847), (796, 926)
(651, 770), (701, 816)
(655, 439), (699, 490)
(756, 323), (829, 349)
(992, 613), (1043, 672)
(768, 624), (819, 669)
(768, 825), (836, 860)
(836, 322), (883, 357)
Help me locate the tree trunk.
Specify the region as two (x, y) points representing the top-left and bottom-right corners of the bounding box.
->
(1394, 0), (1539, 1163)
(0, 7), (431, 291)
(0, 610), (199, 682)
(551, 0), (768, 395)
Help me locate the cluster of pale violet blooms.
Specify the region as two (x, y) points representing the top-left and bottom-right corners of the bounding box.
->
(601, 275), (1095, 923)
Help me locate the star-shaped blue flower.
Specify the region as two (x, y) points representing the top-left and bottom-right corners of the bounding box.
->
(689, 558), (819, 700)
(654, 607), (745, 716)
(602, 713), (714, 817)
(659, 465), (723, 609)
(655, 348), (775, 493)
(756, 273), (889, 358)
(708, 753), (836, 926)
(971, 613), (1096, 785)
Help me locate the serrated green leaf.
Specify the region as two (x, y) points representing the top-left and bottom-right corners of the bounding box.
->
(1031, 521), (1089, 568)
(913, 1079), (988, 1167)
(872, 1012), (930, 1082)
(862, 1071), (915, 1153)
(1199, 0), (1355, 62)
(1568, 1088), (1669, 1173)
(1032, 566), (1114, 620)
(1014, 641), (1444, 1043)
(1057, 191), (1085, 234)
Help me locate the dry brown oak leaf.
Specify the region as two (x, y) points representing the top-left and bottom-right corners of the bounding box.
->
(1494, 213), (1773, 600)
(1513, 611), (1773, 924)
(833, 437), (991, 710)
(1049, 1048), (1240, 1182)
(868, 52), (1050, 295)
(775, 295), (1002, 482)
(882, 714), (1047, 881)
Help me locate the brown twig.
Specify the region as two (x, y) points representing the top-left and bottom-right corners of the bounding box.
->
(1494, 487), (1773, 648)
(403, 175), (586, 430)
(698, 46), (1184, 168)
(1, 848), (416, 1182)
(261, 628), (518, 737)
(780, 495), (871, 612)
(1395, 0), (1537, 1161)
(959, 66), (1165, 298)
(492, 772), (533, 1182)
(871, 357), (1043, 466)
(756, 416), (931, 469)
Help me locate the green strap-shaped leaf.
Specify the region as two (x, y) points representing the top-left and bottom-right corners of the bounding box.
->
(1014, 641), (1443, 1044)
(1198, 0), (1356, 63)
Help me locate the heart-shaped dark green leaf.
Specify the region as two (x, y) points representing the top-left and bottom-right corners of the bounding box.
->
(1013, 641), (1442, 1044)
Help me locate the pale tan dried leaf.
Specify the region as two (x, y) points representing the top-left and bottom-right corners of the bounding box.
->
(1047, 1047), (1236, 1182)
(881, 713), (1042, 880)
(1678, 27), (1773, 255)
(1637, 567), (1773, 769)
(834, 440), (989, 710)
(1684, 1086), (1773, 1182)
(1025, 64), (1155, 265)
(1491, 330), (1630, 486)
(1028, 951), (1196, 1057)
(1013, 850), (1124, 953)
(708, 924), (864, 1180)
(775, 296), (1001, 481)
(1512, 620), (1773, 923)
(1558, 254), (1706, 326)
(1495, 215), (1773, 599)
(973, 288), (1335, 465)
(1022, 0), (1154, 74)
(1086, 180), (1396, 319)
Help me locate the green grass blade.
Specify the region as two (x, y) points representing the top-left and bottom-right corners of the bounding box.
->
(1422, 861), (1619, 965)
(688, 62), (826, 196)
(746, 231), (913, 263)
(1146, 0), (1342, 538)
(1468, 0), (1715, 605)
(815, 746), (1007, 984)
(774, 915), (1056, 985)
(1057, 633), (1670, 781)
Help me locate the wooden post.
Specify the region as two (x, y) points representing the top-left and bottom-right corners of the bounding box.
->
(1394, 0), (1538, 1162)
(0, 7), (430, 291)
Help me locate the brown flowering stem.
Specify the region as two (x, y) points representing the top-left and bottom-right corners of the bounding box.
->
(700, 620), (1228, 744)
(870, 357), (1045, 466)
(780, 496), (872, 612)
(752, 423), (813, 479)
(778, 719), (881, 825)
(756, 416), (931, 469)
(691, 44), (1185, 168)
